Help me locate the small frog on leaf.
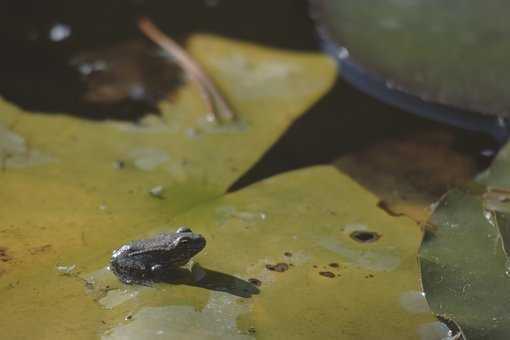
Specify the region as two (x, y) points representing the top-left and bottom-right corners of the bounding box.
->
(110, 227), (206, 284)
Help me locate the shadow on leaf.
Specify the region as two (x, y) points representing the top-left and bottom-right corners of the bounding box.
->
(153, 264), (260, 298)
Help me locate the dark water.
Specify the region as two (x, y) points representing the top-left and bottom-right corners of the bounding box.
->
(0, 0), (499, 189)
(0, 0), (317, 120)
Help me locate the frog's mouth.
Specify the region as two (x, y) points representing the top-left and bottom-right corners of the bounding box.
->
(192, 236), (206, 254)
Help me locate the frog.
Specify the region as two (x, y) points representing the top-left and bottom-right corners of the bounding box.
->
(109, 227), (206, 284)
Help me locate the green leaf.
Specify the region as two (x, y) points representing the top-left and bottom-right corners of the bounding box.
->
(314, 0), (510, 116)
(419, 141), (510, 339)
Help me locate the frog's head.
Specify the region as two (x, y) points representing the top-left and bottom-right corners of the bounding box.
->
(171, 227), (206, 260)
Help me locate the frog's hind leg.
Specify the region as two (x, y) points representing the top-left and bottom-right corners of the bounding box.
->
(110, 258), (152, 285)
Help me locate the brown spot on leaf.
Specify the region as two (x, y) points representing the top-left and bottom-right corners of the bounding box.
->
(329, 262), (339, 268)
(319, 271), (335, 278)
(0, 247), (12, 262)
(284, 252), (292, 257)
(265, 263), (289, 272)
(350, 231), (381, 243)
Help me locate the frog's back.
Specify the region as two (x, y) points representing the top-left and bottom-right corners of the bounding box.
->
(128, 233), (179, 253)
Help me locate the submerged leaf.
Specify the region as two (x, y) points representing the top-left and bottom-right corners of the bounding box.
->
(336, 129), (479, 222)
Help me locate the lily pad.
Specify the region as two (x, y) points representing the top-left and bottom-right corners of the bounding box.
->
(419, 141), (510, 339)
(313, 0), (510, 117)
(1, 162), (440, 339)
(0, 34), (336, 338)
(141, 166), (438, 340)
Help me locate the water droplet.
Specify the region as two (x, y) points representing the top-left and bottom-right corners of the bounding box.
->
(56, 264), (76, 274)
(49, 23), (71, 42)
(205, 113), (216, 123)
(481, 149), (495, 157)
(149, 185), (164, 198)
(483, 209), (496, 227)
(337, 47), (350, 60)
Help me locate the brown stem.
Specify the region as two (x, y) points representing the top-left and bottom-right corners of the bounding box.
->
(138, 17), (235, 123)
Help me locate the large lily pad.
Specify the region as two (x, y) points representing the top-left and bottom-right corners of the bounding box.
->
(0, 34), (337, 338)
(132, 166), (438, 340)
(3, 161), (441, 339)
(419, 141), (510, 339)
(313, 0), (510, 117)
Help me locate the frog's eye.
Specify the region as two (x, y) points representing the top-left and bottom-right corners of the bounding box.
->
(177, 226), (192, 233)
(176, 236), (191, 244)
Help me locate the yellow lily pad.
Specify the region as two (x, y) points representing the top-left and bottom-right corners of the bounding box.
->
(138, 166), (438, 340)
(0, 34), (336, 338)
(2, 164), (439, 339)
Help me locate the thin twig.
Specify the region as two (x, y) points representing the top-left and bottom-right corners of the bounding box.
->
(138, 17), (235, 123)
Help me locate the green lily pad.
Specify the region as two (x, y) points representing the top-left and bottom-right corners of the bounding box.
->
(314, 0), (510, 116)
(419, 141), (510, 339)
(0, 34), (336, 338)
